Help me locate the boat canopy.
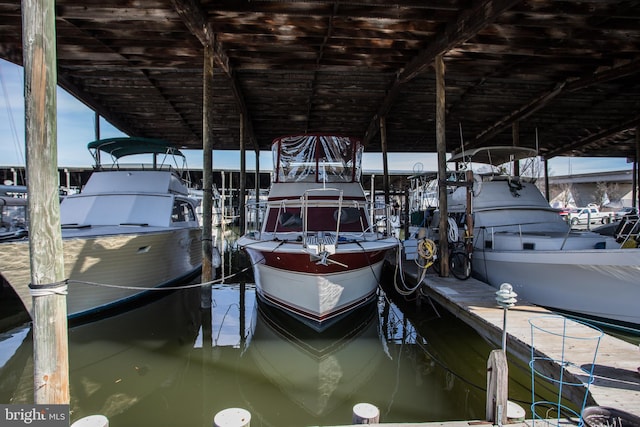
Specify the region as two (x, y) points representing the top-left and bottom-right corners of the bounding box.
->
(273, 135), (363, 183)
(449, 146), (538, 166)
(87, 137), (185, 166)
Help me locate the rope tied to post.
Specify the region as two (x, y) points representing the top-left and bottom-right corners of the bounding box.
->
(28, 279), (69, 297)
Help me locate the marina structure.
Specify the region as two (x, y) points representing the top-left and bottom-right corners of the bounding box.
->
(1, 0), (639, 422)
(386, 259), (640, 421)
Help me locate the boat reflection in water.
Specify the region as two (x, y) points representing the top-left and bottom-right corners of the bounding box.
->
(1, 282), (496, 426)
(0, 287), (202, 424)
(241, 298), (382, 423)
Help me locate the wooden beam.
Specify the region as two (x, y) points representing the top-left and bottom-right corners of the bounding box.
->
(380, 117), (390, 207)
(435, 54), (449, 277)
(239, 114), (246, 235)
(202, 44), (214, 284)
(364, 0), (520, 145)
(22, 0), (69, 405)
(635, 126), (639, 209)
(544, 114), (640, 158)
(171, 0), (260, 152)
(461, 58), (640, 154)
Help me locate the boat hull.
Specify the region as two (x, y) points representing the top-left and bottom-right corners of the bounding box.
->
(473, 248), (640, 330)
(0, 227), (202, 320)
(240, 238), (397, 331)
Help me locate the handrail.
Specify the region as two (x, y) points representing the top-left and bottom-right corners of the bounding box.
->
(301, 187), (344, 249)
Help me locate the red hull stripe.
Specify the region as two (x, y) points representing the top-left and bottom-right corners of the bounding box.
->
(249, 249), (387, 274)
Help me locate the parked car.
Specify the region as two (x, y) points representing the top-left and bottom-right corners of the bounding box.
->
(612, 206), (638, 221)
(563, 204), (613, 226)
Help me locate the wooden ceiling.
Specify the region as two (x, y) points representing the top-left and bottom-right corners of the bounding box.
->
(1, 0), (639, 161)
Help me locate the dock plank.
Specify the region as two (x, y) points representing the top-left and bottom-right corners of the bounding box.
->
(396, 262), (640, 418)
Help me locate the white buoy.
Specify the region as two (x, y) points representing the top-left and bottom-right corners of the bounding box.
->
(71, 415), (109, 427)
(352, 402), (380, 424)
(214, 408), (251, 427)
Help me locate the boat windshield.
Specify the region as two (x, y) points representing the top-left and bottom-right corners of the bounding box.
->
(273, 135), (362, 183)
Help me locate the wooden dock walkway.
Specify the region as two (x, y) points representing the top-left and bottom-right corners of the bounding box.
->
(396, 261), (640, 419)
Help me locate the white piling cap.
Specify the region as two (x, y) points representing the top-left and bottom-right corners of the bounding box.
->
(214, 408), (251, 427)
(71, 415), (109, 427)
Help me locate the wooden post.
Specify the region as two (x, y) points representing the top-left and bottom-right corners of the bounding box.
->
(486, 349), (508, 425)
(435, 54), (449, 276)
(370, 174), (375, 229)
(631, 126), (640, 209)
(254, 147), (260, 206)
(94, 111), (100, 140)
(239, 115), (246, 235)
(202, 44), (214, 284)
(380, 117), (391, 209)
(512, 121), (520, 176)
(465, 170), (474, 252)
(22, 0), (70, 405)
(544, 157), (550, 201)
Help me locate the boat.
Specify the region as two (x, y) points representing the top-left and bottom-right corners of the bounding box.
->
(236, 134), (399, 331)
(189, 185), (231, 228)
(0, 184), (28, 242)
(419, 146), (640, 333)
(0, 137), (203, 321)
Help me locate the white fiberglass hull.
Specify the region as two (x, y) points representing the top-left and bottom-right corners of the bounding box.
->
(0, 227), (202, 319)
(473, 248), (640, 328)
(239, 237), (397, 330)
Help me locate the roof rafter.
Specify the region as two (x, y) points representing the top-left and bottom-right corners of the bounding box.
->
(171, 0), (259, 148)
(363, 0), (522, 146)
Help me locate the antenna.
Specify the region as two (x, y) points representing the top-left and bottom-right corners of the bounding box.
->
(458, 123), (467, 168)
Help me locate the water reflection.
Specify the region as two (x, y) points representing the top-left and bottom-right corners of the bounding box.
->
(1, 281), (499, 426)
(241, 300), (382, 424)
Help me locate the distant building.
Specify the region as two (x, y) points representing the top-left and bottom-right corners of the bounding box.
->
(547, 169), (635, 209)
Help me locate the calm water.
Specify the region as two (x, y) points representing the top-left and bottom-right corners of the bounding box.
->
(0, 230), (545, 426)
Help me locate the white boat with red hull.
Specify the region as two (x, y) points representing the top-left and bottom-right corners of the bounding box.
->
(237, 135), (399, 331)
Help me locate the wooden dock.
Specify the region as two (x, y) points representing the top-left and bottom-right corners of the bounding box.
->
(396, 261), (640, 419)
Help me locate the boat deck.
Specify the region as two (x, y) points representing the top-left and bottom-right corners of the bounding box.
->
(393, 258), (640, 419)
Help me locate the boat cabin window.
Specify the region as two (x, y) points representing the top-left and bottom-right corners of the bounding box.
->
(0, 202), (28, 232)
(265, 206), (367, 232)
(172, 199), (197, 223)
(273, 135), (362, 184)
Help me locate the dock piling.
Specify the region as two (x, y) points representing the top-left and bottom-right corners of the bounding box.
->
(71, 415), (109, 427)
(352, 402), (380, 424)
(214, 407), (251, 427)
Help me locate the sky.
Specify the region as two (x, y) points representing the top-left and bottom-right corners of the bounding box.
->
(0, 59), (634, 176)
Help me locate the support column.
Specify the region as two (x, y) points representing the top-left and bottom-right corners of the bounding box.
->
(23, 0), (69, 404)
(631, 126), (640, 209)
(201, 44), (215, 284)
(544, 157), (550, 201)
(239, 115), (246, 235)
(512, 121), (520, 176)
(380, 117), (390, 208)
(254, 147), (260, 206)
(435, 54), (449, 277)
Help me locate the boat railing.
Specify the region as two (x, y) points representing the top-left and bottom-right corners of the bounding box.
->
(301, 188), (343, 251)
(243, 190), (394, 242)
(244, 199), (269, 236)
(476, 219), (575, 249)
(614, 214), (639, 248)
